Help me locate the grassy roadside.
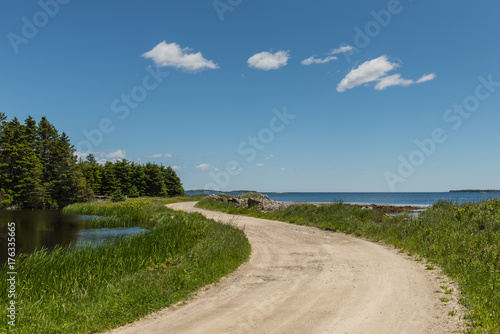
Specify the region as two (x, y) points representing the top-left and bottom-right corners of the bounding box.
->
(0, 196), (250, 334)
(196, 197), (500, 333)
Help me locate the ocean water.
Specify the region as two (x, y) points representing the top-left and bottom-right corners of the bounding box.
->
(264, 192), (500, 206)
(188, 191), (500, 207)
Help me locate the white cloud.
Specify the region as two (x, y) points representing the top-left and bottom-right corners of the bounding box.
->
(256, 163), (264, 167)
(142, 41), (218, 72)
(172, 165), (181, 170)
(213, 167), (220, 172)
(301, 55), (337, 65)
(232, 166), (243, 172)
(101, 149), (126, 159)
(264, 154), (275, 160)
(375, 74), (413, 90)
(247, 50), (289, 70)
(74, 152), (88, 160)
(280, 167), (292, 171)
(337, 55), (398, 92)
(149, 153), (173, 158)
(416, 73), (436, 83)
(196, 163), (211, 171)
(330, 45), (353, 54)
(337, 55), (435, 92)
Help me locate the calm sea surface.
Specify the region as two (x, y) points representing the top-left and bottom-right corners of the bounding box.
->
(189, 191), (500, 206)
(263, 192), (500, 206)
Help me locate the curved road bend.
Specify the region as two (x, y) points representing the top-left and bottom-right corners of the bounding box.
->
(107, 201), (463, 334)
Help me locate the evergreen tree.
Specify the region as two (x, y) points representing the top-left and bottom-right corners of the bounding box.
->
(100, 162), (118, 195)
(0, 115), (94, 208)
(16, 150), (46, 208)
(0, 114), (6, 203)
(0, 118), (19, 194)
(37, 117), (59, 186)
(164, 166), (184, 196)
(145, 163), (168, 197)
(79, 154), (101, 193)
(131, 163), (148, 196)
(1, 113), (186, 207)
(0, 117), (46, 208)
(114, 159), (133, 195)
(16, 117), (46, 208)
(50, 133), (93, 207)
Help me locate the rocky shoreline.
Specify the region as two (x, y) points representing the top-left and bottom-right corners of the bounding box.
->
(208, 193), (288, 212)
(207, 193), (426, 214)
(341, 203), (425, 214)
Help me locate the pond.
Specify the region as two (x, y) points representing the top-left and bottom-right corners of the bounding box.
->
(0, 210), (147, 265)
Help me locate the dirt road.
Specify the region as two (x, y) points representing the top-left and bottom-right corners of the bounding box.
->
(108, 202), (463, 334)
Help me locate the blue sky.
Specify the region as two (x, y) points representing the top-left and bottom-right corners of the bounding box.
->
(1, 0), (500, 192)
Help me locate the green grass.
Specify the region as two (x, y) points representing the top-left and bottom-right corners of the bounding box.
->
(0, 196), (250, 333)
(196, 197), (500, 333)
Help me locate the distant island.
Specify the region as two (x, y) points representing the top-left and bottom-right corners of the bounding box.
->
(450, 190), (500, 193)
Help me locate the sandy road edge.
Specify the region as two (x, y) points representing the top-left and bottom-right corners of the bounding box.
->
(185, 202), (467, 330)
(106, 201), (467, 334)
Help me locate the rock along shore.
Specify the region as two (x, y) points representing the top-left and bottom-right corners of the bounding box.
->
(207, 193), (425, 215)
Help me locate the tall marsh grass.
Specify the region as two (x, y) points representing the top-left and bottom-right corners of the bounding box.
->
(0, 197), (250, 333)
(197, 197), (500, 333)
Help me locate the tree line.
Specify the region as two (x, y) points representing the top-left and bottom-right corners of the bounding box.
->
(79, 155), (184, 199)
(0, 114), (184, 209)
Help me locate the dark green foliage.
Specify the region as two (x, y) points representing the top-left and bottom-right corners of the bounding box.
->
(111, 189), (126, 202)
(79, 154), (101, 193)
(0, 115), (92, 209)
(79, 160), (184, 198)
(128, 185), (140, 198)
(145, 162), (168, 197)
(0, 114), (185, 208)
(164, 166), (184, 197)
(99, 162), (119, 195)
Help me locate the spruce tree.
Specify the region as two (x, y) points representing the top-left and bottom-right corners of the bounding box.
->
(100, 161), (118, 195)
(37, 117), (59, 187)
(17, 117), (46, 208)
(0, 117), (46, 208)
(131, 163), (147, 196)
(50, 133), (93, 207)
(164, 166), (184, 196)
(114, 159), (133, 195)
(0, 115), (94, 208)
(145, 163), (168, 197)
(79, 154), (101, 194)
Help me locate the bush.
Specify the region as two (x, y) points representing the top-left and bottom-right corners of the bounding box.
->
(111, 189), (126, 202)
(128, 185), (140, 198)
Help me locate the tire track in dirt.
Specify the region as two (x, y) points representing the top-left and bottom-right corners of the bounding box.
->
(107, 202), (464, 334)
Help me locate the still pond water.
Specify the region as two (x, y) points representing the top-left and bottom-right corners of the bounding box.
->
(0, 210), (147, 265)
